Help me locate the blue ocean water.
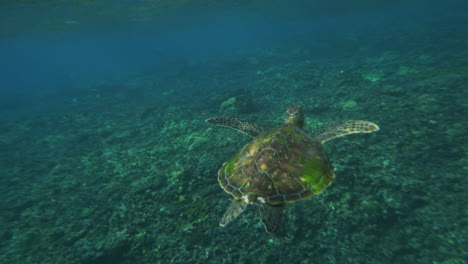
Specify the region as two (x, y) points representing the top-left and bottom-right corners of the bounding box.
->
(0, 1), (466, 263)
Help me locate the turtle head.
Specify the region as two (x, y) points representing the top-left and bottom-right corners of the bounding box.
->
(284, 105), (304, 129)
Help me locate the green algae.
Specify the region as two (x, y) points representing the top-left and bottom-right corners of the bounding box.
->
(338, 100), (359, 111)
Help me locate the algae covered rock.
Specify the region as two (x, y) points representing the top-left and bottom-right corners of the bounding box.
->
(218, 89), (256, 115)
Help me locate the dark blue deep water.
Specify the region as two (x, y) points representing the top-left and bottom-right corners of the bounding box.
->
(0, 1), (467, 263)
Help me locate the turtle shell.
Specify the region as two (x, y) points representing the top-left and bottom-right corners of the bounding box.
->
(218, 124), (335, 205)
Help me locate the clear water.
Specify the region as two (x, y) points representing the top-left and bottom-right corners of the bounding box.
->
(0, 1), (466, 263)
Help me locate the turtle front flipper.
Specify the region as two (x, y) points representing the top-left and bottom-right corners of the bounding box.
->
(206, 117), (265, 137)
(314, 120), (379, 143)
(259, 204), (284, 234)
(220, 199), (248, 227)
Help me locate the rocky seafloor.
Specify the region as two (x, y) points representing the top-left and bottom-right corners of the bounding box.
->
(1, 14), (467, 264)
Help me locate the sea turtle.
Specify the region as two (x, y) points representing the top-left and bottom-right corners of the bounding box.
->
(206, 105), (379, 234)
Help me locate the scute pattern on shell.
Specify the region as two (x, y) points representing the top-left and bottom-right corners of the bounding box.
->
(218, 124), (335, 205)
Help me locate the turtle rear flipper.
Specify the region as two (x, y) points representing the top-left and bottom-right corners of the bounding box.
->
(314, 120), (379, 143)
(259, 204), (284, 234)
(220, 199), (248, 227)
(206, 117), (265, 137)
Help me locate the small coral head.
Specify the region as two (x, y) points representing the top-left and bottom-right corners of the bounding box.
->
(284, 105), (304, 128)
